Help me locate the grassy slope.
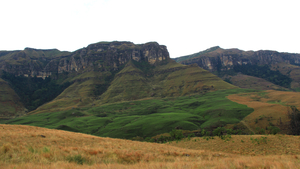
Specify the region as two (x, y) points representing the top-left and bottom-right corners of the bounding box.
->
(1, 124), (300, 169)
(30, 60), (236, 114)
(153, 61), (236, 97)
(100, 60), (236, 103)
(223, 73), (288, 90)
(227, 90), (300, 134)
(0, 78), (26, 119)
(3, 89), (254, 139)
(100, 61), (150, 103)
(29, 71), (110, 114)
(270, 62), (300, 89)
(170, 134), (300, 156)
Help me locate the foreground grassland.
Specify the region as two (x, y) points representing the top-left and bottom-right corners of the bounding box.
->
(3, 89), (254, 139)
(1, 124), (300, 169)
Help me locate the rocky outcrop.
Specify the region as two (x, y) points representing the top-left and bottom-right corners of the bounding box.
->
(0, 41), (170, 77)
(52, 41), (169, 73)
(178, 47), (300, 72)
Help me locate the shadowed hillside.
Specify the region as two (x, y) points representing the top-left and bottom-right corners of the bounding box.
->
(0, 77), (26, 119)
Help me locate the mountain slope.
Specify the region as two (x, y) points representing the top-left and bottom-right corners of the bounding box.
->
(0, 42), (232, 114)
(0, 48), (70, 78)
(100, 60), (151, 102)
(175, 47), (300, 90)
(0, 77), (26, 119)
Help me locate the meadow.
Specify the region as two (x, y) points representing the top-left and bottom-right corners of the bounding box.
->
(1, 124), (300, 169)
(3, 89), (254, 139)
(227, 90), (300, 134)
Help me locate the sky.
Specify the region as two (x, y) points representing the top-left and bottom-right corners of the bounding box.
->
(0, 0), (299, 58)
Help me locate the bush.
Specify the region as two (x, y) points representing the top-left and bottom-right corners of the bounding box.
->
(287, 106), (300, 135)
(169, 129), (184, 140)
(212, 127), (227, 138)
(267, 126), (280, 135)
(212, 127), (232, 140)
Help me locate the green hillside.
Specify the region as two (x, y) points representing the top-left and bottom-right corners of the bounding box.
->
(28, 59), (236, 114)
(3, 89), (254, 139)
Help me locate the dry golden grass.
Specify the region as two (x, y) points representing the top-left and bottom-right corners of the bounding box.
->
(227, 90), (300, 134)
(170, 135), (300, 156)
(1, 124), (300, 168)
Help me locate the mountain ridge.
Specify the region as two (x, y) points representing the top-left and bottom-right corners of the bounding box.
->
(0, 41), (235, 116)
(174, 46), (300, 90)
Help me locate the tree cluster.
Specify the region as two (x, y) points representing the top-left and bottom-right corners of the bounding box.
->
(233, 64), (292, 88)
(1, 71), (71, 111)
(287, 106), (300, 135)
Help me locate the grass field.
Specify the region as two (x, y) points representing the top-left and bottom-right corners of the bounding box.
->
(227, 90), (300, 134)
(3, 89), (254, 139)
(1, 124), (300, 169)
(170, 134), (300, 156)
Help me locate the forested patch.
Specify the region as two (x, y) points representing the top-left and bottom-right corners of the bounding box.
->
(1, 71), (71, 111)
(233, 64), (292, 88)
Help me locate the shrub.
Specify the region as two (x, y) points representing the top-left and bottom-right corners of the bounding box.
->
(169, 129), (184, 140)
(267, 126), (280, 135)
(287, 106), (300, 135)
(212, 127), (227, 138)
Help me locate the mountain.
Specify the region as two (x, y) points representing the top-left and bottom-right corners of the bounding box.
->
(3, 42), (300, 139)
(0, 77), (26, 119)
(174, 47), (300, 90)
(0, 48), (70, 78)
(0, 41), (235, 116)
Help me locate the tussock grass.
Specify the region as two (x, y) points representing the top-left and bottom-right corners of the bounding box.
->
(170, 134), (300, 156)
(1, 124), (300, 169)
(227, 90), (300, 134)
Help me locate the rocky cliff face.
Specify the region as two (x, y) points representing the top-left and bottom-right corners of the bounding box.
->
(178, 47), (300, 72)
(50, 41), (169, 73)
(0, 42), (170, 78)
(175, 47), (300, 89)
(0, 48), (70, 79)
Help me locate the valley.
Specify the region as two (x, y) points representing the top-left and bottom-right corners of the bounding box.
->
(1, 41), (300, 168)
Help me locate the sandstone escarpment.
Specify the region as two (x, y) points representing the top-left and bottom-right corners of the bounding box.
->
(53, 41), (170, 73)
(0, 41), (170, 78)
(178, 47), (300, 72)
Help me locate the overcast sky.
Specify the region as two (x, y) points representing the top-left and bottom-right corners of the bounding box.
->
(1, 0), (299, 58)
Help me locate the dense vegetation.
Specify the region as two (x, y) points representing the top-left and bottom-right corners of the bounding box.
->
(1, 71), (71, 111)
(287, 106), (300, 135)
(233, 64), (292, 88)
(3, 89), (254, 139)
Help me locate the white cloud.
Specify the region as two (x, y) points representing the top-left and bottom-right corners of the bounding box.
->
(0, 0), (299, 57)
